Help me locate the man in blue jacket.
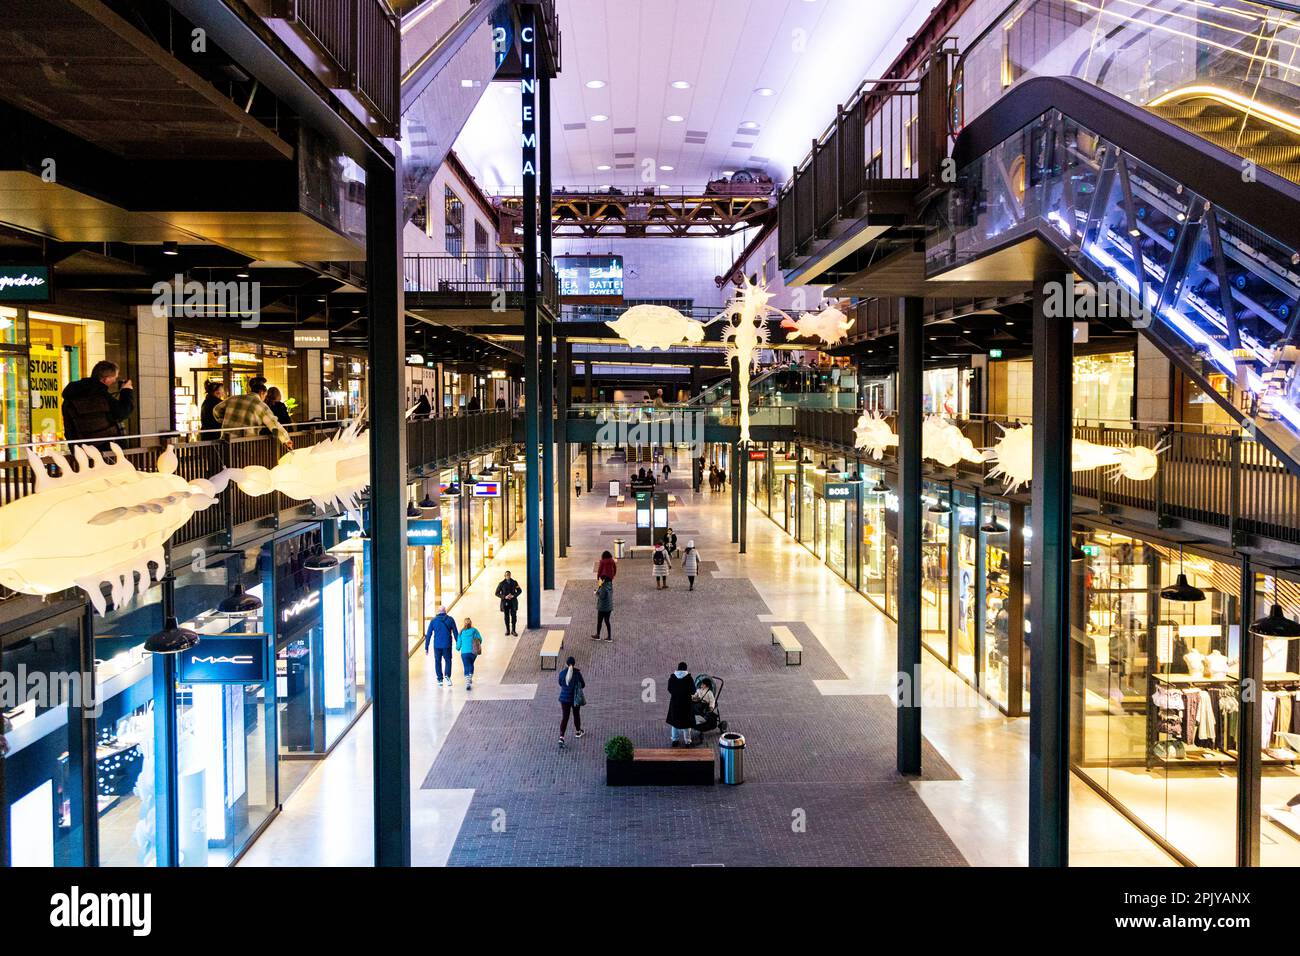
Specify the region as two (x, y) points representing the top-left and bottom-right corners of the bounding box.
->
(424, 606), (458, 688)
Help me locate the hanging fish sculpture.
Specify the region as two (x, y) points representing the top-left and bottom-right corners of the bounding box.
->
(722, 278), (775, 444)
(606, 304), (707, 351)
(987, 424), (1165, 491)
(0, 444), (231, 614)
(229, 418), (370, 515)
(853, 412), (899, 459)
(780, 305), (853, 346)
(922, 416), (985, 468)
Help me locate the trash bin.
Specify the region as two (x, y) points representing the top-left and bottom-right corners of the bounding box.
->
(718, 732), (745, 784)
(613, 537), (627, 559)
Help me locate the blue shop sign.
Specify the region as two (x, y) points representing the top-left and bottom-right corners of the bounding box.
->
(177, 635), (269, 684)
(408, 518), (443, 546)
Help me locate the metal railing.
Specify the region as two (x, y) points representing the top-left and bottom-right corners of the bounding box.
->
(403, 253), (561, 314)
(406, 409), (513, 473)
(292, 0), (401, 130)
(793, 408), (1300, 548)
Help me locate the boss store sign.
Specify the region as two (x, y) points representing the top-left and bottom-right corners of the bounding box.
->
(176, 635), (270, 683)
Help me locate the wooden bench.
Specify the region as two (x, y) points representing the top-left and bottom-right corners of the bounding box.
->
(540, 630), (564, 670)
(616, 495), (626, 505)
(771, 625), (802, 665)
(668, 494), (677, 504)
(607, 747), (715, 786)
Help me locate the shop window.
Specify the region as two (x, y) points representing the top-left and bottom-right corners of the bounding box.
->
(921, 480), (952, 663)
(1253, 571), (1300, 867)
(445, 187), (464, 258)
(27, 311), (108, 444)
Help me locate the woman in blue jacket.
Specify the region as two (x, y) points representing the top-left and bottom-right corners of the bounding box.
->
(456, 617), (483, 691)
(557, 656), (586, 748)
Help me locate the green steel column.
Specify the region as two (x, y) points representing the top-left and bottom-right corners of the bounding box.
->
(897, 296), (923, 775)
(521, 7), (541, 629)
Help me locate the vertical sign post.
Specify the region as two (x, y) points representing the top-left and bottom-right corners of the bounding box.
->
(521, 8), (542, 630)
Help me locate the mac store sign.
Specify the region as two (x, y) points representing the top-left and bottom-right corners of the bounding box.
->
(177, 635), (270, 683)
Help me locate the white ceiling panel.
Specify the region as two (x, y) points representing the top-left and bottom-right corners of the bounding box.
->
(453, 0), (940, 192)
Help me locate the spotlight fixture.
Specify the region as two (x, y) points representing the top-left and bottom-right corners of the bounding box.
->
(585, 79), (606, 89)
(162, 241), (179, 256)
(1160, 547), (1205, 602)
(218, 582), (263, 614)
(754, 87), (775, 97)
(666, 114), (684, 123)
(671, 80), (691, 89)
(590, 114), (608, 122)
(980, 513), (1008, 534)
(305, 550), (339, 572)
(144, 617), (200, 655)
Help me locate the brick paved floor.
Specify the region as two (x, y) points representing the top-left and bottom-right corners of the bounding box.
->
(422, 509), (967, 867)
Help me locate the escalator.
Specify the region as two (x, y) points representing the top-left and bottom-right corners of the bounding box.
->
(935, 0), (1300, 472)
(398, 0), (527, 223)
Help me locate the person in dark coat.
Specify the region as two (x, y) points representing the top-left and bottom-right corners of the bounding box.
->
(466, 395), (481, 412)
(591, 575), (613, 642)
(557, 656), (586, 748)
(265, 386), (292, 427)
(423, 606), (458, 688)
(199, 380), (226, 440)
(62, 360), (134, 448)
(596, 550), (617, 581)
(667, 661), (695, 747)
(412, 390), (432, 418)
(494, 570), (521, 636)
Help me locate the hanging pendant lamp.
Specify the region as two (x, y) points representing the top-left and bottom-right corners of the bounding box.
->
(144, 616), (200, 655)
(1160, 547), (1205, 602)
(305, 550), (339, 572)
(218, 581), (263, 614)
(1251, 576), (1300, 637)
(980, 512), (1008, 534)
(871, 477), (890, 494)
(927, 497), (951, 515)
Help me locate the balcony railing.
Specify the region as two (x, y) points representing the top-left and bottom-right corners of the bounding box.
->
(403, 253), (561, 315)
(794, 408), (1300, 549)
(290, 0), (401, 130)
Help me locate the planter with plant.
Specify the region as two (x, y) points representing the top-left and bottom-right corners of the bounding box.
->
(605, 735), (635, 785)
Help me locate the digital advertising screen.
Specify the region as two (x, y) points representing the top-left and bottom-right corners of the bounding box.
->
(557, 255), (624, 298)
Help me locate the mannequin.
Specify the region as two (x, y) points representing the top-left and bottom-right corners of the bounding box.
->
(1183, 647), (1206, 678)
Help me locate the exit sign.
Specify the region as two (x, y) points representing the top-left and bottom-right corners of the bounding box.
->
(1081, 544), (1101, 557)
(988, 349), (1004, 359)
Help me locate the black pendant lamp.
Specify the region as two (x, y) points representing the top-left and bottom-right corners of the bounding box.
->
(1160, 547), (1205, 602)
(218, 581), (263, 614)
(980, 512), (1008, 534)
(1251, 577), (1300, 637)
(927, 496), (951, 514)
(871, 476), (890, 494)
(305, 549), (339, 572)
(145, 616), (200, 655)
(406, 499), (421, 518)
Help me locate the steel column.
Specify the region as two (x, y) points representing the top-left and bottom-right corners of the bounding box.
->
(897, 297), (923, 775)
(1237, 558), (1261, 867)
(540, 58), (556, 590)
(558, 337), (570, 555)
(1029, 271), (1072, 867)
(731, 441), (740, 543)
(738, 444), (748, 554)
(521, 7), (542, 629)
(366, 149), (410, 866)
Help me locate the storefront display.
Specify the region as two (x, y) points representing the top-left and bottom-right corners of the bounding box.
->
(921, 480), (952, 663)
(173, 329), (305, 436)
(323, 351), (367, 420)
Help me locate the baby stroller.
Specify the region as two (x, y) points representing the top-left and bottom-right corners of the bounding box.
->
(690, 674), (728, 744)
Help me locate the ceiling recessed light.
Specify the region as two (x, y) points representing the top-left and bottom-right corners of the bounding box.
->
(671, 80), (691, 89)
(755, 87), (775, 96)
(740, 121), (759, 129)
(723, 169), (736, 176)
(585, 79), (606, 89)
(659, 165), (674, 171)
(590, 114), (608, 122)
(666, 114), (684, 123)
(596, 164), (611, 171)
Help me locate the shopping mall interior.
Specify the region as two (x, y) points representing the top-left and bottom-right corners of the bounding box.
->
(2, 0), (1300, 881)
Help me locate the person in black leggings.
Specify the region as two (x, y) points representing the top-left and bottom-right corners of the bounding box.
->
(592, 575), (613, 642)
(558, 656), (586, 747)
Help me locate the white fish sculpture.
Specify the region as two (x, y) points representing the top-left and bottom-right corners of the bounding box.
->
(922, 416), (985, 468)
(987, 425), (1165, 491)
(606, 304), (707, 351)
(853, 412), (898, 459)
(781, 305), (853, 346)
(229, 418), (370, 514)
(0, 443), (230, 614)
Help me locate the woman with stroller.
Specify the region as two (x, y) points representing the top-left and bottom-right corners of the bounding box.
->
(667, 661), (695, 747)
(558, 656), (586, 748)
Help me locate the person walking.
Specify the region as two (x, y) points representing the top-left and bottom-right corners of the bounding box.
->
(61, 360), (135, 447)
(456, 617), (483, 691)
(667, 661), (695, 747)
(597, 549), (617, 581)
(662, 459), (671, 483)
(664, 527), (678, 557)
(574, 470), (582, 498)
(681, 540), (700, 591)
(557, 656), (586, 748)
(652, 542), (672, 589)
(423, 605), (458, 688)
(591, 575), (613, 641)
(494, 570), (521, 635)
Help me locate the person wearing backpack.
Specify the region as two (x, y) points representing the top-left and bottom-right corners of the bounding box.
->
(557, 656), (586, 748)
(681, 540), (700, 591)
(456, 616), (483, 691)
(591, 575), (614, 641)
(652, 542), (672, 589)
